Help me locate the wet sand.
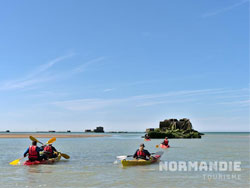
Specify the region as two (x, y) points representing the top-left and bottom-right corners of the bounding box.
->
(0, 133), (110, 138)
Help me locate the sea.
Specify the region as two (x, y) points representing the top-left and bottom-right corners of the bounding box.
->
(0, 132), (249, 188)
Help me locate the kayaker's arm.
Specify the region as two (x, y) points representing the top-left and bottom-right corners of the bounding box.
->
(23, 148), (29, 157)
(133, 150), (138, 159)
(36, 146), (44, 152)
(145, 150), (151, 157)
(52, 146), (57, 152)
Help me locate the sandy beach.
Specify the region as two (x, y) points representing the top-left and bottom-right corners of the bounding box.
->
(0, 133), (110, 138)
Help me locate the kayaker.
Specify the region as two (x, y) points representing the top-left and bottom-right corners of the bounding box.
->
(133, 143), (151, 160)
(44, 144), (58, 158)
(162, 137), (169, 146)
(145, 134), (150, 140)
(24, 141), (47, 161)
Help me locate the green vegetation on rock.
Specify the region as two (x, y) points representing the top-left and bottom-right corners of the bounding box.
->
(147, 118), (203, 139)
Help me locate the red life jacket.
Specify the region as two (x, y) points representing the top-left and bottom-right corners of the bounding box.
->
(28, 146), (38, 160)
(137, 150), (146, 157)
(164, 139), (169, 145)
(44, 145), (53, 157)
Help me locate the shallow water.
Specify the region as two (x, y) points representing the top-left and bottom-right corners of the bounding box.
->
(0, 133), (249, 188)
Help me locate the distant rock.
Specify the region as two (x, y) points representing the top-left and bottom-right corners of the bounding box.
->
(94, 126), (104, 133)
(85, 126), (105, 133)
(147, 118), (203, 139)
(160, 118), (193, 130)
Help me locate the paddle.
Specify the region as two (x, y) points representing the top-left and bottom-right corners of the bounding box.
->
(30, 136), (44, 145)
(29, 136), (56, 145)
(30, 136), (70, 160)
(9, 157), (26, 166)
(10, 135), (44, 165)
(60, 153), (70, 159)
(45, 138), (70, 159)
(46, 137), (56, 145)
(116, 151), (163, 161)
(10, 137), (64, 165)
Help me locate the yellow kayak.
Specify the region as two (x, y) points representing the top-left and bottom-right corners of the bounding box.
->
(121, 154), (162, 167)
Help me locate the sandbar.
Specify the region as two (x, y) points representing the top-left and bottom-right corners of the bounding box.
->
(0, 133), (110, 138)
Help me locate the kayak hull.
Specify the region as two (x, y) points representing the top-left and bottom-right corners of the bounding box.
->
(23, 153), (61, 165)
(144, 139), (151, 141)
(160, 144), (170, 149)
(121, 155), (161, 166)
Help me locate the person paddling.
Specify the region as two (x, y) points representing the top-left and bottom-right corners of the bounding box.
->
(162, 137), (169, 147)
(24, 141), (47, 161)
(44, 144), (58, 158)
(133, 143), (151, 160)
(144, 134), (150, 140)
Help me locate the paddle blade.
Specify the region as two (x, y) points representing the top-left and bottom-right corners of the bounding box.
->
(29, 136), (38, 142)
(61, 153), (70, 159)
(29, 136), (43, 145)
(47, 137), (56, 144)
(9, 158), (21, 165)
(116, 156), (127, 160)
(154, 151), (164, 156)
(156, 145), (159, 148)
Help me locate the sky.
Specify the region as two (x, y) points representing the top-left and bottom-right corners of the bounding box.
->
(0, 0), (249, 132)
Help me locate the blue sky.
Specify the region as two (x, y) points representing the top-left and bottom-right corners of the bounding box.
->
(0, 0), (249, 132)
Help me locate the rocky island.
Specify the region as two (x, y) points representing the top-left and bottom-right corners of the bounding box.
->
(146, 118), (203, 139)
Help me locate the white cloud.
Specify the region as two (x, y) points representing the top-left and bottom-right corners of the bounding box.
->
(52, 88), (248, 111)
(103, 88), (115, 92)
(0, 54), (106, 91)
(136, 98), (196, 107)
(202, 0), (249, 18)
(29, 53), (75, 77)
(218, 99), (250, 106)
(52, 98), (118, 111)
(0, 53), (75, 90)
(73, 57), (106, 73)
